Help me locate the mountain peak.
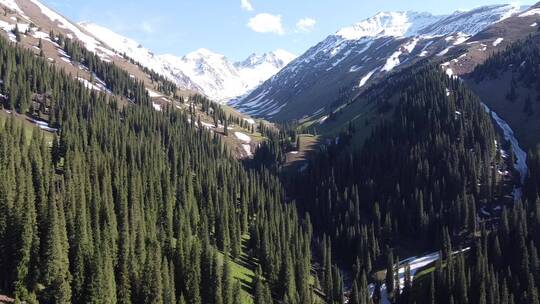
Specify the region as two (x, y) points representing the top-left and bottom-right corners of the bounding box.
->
(237, 49), (296, 68)
(188, 48), (222, 57)
(335, 11), (441, 40)
(335, 4), (525, 41)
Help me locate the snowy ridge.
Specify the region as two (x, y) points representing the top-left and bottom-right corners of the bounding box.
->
(79, 22), (201, 93)
(235, 4), (527, 120)
(79, 22), (295, 103)
(336, 11), (443, 40)
(28, 0), (115, 60)
(0, 0), (25, 15)
(336, 4), (522, 41)
(418, 4), (522, 36)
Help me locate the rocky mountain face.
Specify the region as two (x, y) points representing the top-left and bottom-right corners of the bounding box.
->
(232, 4), (527, 121)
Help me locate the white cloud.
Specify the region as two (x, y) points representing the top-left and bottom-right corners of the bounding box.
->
(241, 0), (254, 11)
(296, 17), (316, 32)
(247, 13), (284, 35)
(141, 21), (155, 34)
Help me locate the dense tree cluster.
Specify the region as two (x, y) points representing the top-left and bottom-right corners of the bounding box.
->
(0, 34), (315, 304)
(286, 65), (505, 302)
(407, 196), (539, 304)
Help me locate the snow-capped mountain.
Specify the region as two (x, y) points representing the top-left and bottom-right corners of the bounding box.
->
(79, 22), (295, 102)
(233, 4), (526, 121)
(78, 22), (201, 92)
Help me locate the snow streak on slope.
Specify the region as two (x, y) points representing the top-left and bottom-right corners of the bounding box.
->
(80, 22), (295, 103)
(481, 103), (527, 201)
(28, 0), (114, 59)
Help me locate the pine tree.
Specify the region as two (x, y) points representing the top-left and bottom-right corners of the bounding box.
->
(41, 181), (71, 304)
(232, 281), (242, 304)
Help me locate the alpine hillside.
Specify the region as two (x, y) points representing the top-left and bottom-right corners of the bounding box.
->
(232, 4), (527, 121)
(0, 0), (277, 158)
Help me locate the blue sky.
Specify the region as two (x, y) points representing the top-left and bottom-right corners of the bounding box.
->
(42, 0), (537, 61)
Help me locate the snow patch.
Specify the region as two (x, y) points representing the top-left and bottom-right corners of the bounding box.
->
(77, 77), (101, 91)
(519, 8), (540, 17)
(349, 65), (363, 73)
(152, 103), (162, 111)
(402, 38), (419, 53)
(234, 132), (251, 143)
(493, 37), (504, 46)
(241, 144), (252, 157)
(147, 89), (162, 98)
(437, 47), (452, 56)
(382, 50), (402, 72)
(359, 68), (378, 87)
(32, 31), (49, 39)
(243, 118), (255, 124)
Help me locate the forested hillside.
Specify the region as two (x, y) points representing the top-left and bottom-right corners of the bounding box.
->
(0, 34), (314, 304)
(281, 64), (539, 303)
(1, 1), (540, 303)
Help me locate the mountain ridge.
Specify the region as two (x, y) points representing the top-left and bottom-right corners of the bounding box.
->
(79, 22), (296, 103)
(233, 4), (527, 121)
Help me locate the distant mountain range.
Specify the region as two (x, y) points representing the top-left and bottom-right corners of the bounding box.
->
(79, 22), (295, 103)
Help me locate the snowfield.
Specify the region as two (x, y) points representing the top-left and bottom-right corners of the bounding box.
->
(493, 37), (504, 46)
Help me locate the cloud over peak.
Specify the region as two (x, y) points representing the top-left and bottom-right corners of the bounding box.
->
(296, 17), (316, 32)
(241, 0), (254, 11)
(247, 13), (284, 35)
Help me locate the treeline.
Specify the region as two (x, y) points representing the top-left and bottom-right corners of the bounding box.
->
(57, 34), (152, 105)
(0, 33), (315, 304)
